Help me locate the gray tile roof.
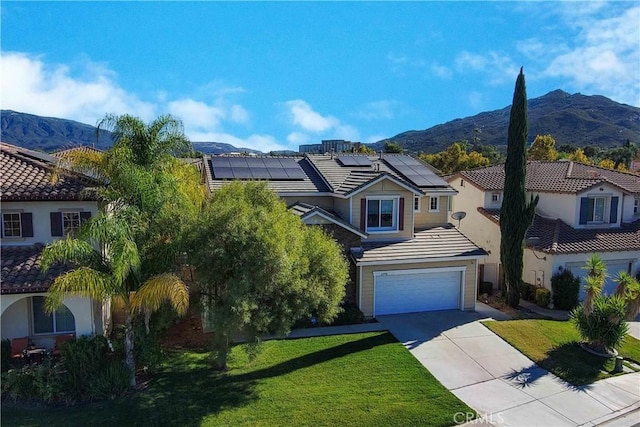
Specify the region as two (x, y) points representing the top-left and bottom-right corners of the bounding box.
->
(203, 155), (330, 194)
(1, 142), (97, 201)
(478, 208), (640, 254)
(1, 244), (69, 294)
(288, 202), (367, 238)
(451, 161), (640, 194)
(305, 154), (454, 196)
(352, 225), (487, 264)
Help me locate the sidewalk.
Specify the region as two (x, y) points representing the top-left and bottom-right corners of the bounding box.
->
(519, 300), (570, 320)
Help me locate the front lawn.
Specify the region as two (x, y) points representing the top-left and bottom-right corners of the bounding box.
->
(483, 319), (640, 386)
(2, 332), (472, 427)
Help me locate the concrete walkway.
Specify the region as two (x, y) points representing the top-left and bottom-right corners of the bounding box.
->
(376, 306), (640, 427)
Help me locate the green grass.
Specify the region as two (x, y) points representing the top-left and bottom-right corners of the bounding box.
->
(2, 332), (472, 427)
(483, 319), (640, 386)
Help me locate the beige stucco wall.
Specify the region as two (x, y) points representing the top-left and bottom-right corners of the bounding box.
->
(351, 180), (414, 240)
(414, 195), (449, 228)
(333, 197), (350, 223)
(358, 259), (478, 318)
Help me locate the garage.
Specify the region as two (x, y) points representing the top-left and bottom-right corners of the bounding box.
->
(374, 268), (463, 316)
(566, 260), (633, 300)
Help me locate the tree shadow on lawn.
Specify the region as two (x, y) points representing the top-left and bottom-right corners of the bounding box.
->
(110, 332), (394, 427)
(535, 342), (611, 387)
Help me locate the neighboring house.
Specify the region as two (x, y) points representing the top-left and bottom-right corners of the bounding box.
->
(202, 153), (486, 318)
(447, 160), (640, 297)
(1, 143), (107, 349)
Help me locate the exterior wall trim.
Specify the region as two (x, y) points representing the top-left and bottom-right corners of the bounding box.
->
(356, 254), (485, 267)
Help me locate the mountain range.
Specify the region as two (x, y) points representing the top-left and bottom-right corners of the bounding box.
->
(373, 90), (640, 153)
(2, 89), (639, 155)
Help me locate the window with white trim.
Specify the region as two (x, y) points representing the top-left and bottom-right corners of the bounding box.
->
(366, 198), (397, 231)
(491, 192), (501, 203)
(429, 196), (439, 212)
(2, 213), (22, 237)
(32, 296), (75, 334)
(635, 198), (639, 215)
(414, 196), (421, 212)
(591, 197), (606, 223)
(63, 212), (81, 236)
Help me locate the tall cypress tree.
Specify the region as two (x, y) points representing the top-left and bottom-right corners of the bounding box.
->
(500, 68), (539, 308)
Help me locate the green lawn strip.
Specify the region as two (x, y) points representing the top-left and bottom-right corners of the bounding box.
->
(3, 332), (472, 427)
(483, 319), (640, 386)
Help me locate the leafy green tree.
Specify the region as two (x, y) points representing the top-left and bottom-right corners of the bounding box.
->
(557, 143), (578, 154)
(41, 211), (189, 386)
(356, 144), (376, 154)
(500, 68), (539, 308)
(384, 141), (403, 153)
(476, 144), (504, 164)
(186, 182), (348, 370)
(528, 134), (558, 161)
(569, 148), (591, 164)
(420, 142), (490, 174)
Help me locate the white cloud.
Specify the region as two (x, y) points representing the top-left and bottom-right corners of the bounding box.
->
(455, 51), (519, 85)
(430, 63), (452, 79)
(287, 132), (311, 146)
(542, 5), (640, 105)
(230, 104), (249, 124)
(467, 91), (484, 110)
(356, 100), (397, 120)
(0, 51), (156, 123)
(284, 99), (340, 132)
(167, 98), (225, 129)
(191, 131), (286, 153)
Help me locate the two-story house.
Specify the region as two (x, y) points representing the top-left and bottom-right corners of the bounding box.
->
(1, 143), (108, 349)
(203, 153), (486, 318)
(447, 160), (640, 297)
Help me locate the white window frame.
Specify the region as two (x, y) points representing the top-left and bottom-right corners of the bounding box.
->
(2, 212), (22, 238)
(31, 296), (75, 335)
(634, 198), (639, 216)
(62, 211), (81, 236)
(365, 196), (399, 233)
(589, 196), (606, 224)
(414, 196), (421, 213)
(491, 192), (501, 204)
(429, 196), (439, 212)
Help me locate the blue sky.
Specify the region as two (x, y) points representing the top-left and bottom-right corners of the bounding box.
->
(2, 1), (638, 152)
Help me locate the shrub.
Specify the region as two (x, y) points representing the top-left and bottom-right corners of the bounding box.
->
(479, 281), (493, 295)
(551, 269), (580, 310)
(331, 303), (365, 326)
(520, 282), (536, 301)
(535, 288), (551, 308)
(571, 295), (629, 353)
(1, 339), (11, 372)
(88, 360), (130, 401)
(1, 360), (65, 404)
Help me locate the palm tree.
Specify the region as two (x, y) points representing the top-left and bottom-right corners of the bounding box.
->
(41, 211), (189, 386)
(582, 254), (607, 315)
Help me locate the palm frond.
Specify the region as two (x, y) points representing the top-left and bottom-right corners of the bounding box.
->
(41, 237), (103, 273)
(45, 267), (114, 312)
(131, 273), (189, 316)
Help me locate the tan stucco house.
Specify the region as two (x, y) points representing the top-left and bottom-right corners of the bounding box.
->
(0, 143), (109, 349)
(203, 153), (486, 318)
(447, 160), (640, 297)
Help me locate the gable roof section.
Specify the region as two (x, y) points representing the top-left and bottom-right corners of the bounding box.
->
(450, 161), (640, 195)
(1, 142), (98, 201)
(478, 208), (640, 254)
(305, 154), (455, 196)
(1, 244), (69, 294)
(352, 225), (487, 265)
(289, 202), (368, 238)
(203, 155), (330, 194)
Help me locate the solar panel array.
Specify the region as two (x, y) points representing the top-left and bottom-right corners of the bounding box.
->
(336, 155), (373, 167)
(209, 157), (306, 180)
(383, 156), (448, 187)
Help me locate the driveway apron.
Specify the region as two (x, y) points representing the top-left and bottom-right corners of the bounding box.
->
(376, 309), (640, 427)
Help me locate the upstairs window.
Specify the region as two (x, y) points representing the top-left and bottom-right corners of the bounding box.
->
(361, 197), (404, 232)
(1, 212), (33, 238)
(635, 198), (639, 215)
(491, 192), (501, 204)
(414, 196), (421, 212)
(63, 212), (81, 235)
(579, 196), (618, 225)
(51, 211), (91, 237)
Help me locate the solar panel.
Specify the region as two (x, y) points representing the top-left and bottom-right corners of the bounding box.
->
(209, 157), (306, 181)
(337, 155), (373, 167)
(383, 155), (448, 187)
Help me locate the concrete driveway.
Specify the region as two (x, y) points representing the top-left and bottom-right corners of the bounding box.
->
(376, 307), (640, 427)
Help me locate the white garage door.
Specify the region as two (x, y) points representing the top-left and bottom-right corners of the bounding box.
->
(567, 260), (632, 300)
(374, 269), (462, 316)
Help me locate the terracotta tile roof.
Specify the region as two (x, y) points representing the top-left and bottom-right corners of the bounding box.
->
(1, 142), (97, 201)
(1, 244), (69, 294)
(452, 161), (640, 194)
(478, 208), (640, 254)
(52, 146), (103, 158)
(352, 225), (487, 264)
